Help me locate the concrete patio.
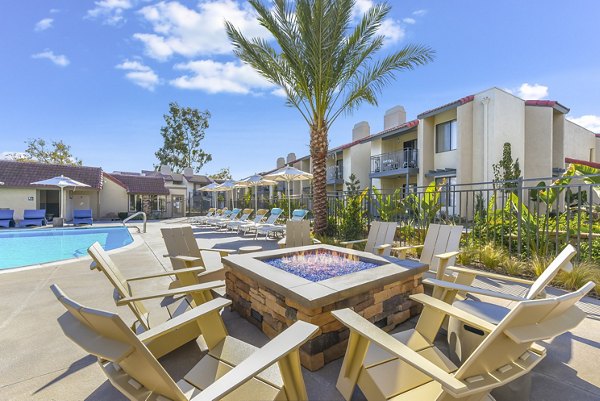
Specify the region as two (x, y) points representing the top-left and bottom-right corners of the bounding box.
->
(0, 220), (599, 400)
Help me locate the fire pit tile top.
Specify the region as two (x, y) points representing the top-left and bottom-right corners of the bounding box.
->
(223, 244), (428, 308)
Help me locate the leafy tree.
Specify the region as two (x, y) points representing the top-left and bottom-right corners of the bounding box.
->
(155, 102), (212, 173)
(208, 167), (232, 180)
(492, 142), (521, 189)
(226, 0), (434, 234)
(372, 187), (402, 222)
(337, 174), (368, 240)
(17, 138), (82, 165)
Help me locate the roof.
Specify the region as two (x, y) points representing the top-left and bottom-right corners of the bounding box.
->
(565, 158), (600, 170)
(525, 100), (570, 114)
(417, 95), (475, 119)
(184, 174), (211, 184)
(0, 160), (103, 189)
(107, 173), (169, 195)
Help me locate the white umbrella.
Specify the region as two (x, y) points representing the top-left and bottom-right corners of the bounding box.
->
(198, 181), (221, 208)
(264, 166), (313, 218)
(216, 179), (238, 209)
(235, 174), (276, 212)
(30, 175), (90, 218)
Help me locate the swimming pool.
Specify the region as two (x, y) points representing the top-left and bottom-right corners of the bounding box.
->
(0, 226), (133, 270)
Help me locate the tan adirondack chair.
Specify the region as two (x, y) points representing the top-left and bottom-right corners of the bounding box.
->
(277, 220), (321, 248)
(426, 244), (577, 362)
(333, 281), (593, 401)
(161, 226), (228, 289)
(88, 243), (224, 358)
(51, 284), (318, 401)
(393, 223), (463, 280)
(340, 221), (397, 256)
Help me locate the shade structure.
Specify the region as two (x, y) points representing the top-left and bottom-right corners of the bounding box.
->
(264, 166), (313, 218)
(235, 174), (276, 212)
(30, 175), (90, 218)
(216, 179), (238, 209)
(198, 181), (221, 207)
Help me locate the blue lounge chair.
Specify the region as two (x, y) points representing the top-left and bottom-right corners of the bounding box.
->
(73, 209), (93, 225)
(17, 209), (47, 227)
(257, 209), (308, 239)
(0, 210), (15, 228)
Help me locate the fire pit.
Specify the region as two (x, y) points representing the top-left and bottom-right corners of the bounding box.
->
(223, 245), (427, 371)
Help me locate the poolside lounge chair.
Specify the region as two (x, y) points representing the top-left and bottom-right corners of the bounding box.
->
(239, 207), (283, 237)
(256, 209), (308, 239)
(228, 208), (267, 231)
(216, 208), (252, 230)
(341, 221), (397, 256)
(52, 285), (319, 401)
(195, 208), (227, 226)
(392, 223), (463, 280)
(207, 208), (239, 227)
(189, 208), (215, 224)
(0, 209), (15, 228)
(73, 209), (93, 225)
(427, 244), (577, 362)
(16, 209), (47, 227)
(278, 220), (320, 248)
(88, 242), (225, 358)
(332, 281), (593, 401)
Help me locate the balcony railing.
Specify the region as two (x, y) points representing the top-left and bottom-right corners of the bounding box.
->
(370, 148), (418, 175)
(327, 165), (344, 182)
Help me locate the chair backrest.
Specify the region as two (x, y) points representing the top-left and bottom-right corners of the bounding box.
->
(23, 209), (46, 219)
(87, 242), (150, 329)
(205, 208), (215, 216)
(452, 281), (593, 396)
(161, 226), (203, 270)
(0, 209), (14, 220)
(265, 208), (284, 224)
(365, 221), (397, 256)
(283, 220), (312, 248)
(51, 284), (187, 401)
(73, 209), (92, 218)
(227, 208), (241, 219)
(526, 244), (576, 300)
(290, 209), (308, 221)
(238, 208), (253, 221)
(252, 209), (268, 223)
(420, 224), (463, 272)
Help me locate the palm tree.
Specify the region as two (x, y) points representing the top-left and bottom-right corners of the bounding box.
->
(226, 0), (434, 234)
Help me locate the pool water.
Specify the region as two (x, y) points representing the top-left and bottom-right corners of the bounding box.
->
(264, 250), (380, 282)
(0, 227), (133, 269)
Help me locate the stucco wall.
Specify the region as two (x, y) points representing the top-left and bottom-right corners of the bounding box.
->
(524, 106), (553, 179)
(0, 188), (38, 220)
(99, 178), (128, 218)
(432, 109), (458, 172)
(489, 90), (525, 182)
(564, 119), (596, 163)
(64, 190), (100, 220)
(418, 117), (435, 186)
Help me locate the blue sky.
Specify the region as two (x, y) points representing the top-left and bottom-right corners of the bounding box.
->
(1, 0), (599, 178)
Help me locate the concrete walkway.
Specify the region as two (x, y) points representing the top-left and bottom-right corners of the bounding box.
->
(0, 221), (599, 400)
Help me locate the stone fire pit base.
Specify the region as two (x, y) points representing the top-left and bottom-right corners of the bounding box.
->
(226, 270), (424, 371)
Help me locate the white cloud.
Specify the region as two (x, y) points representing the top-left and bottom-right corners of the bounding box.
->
(350, 0), (404, 45)
(413, 9), (427, 16)
(402, 17), (416, 24)
(515, 83), (549, 100)
(134, 0), (270, 61)
(170, 59), (275, 94)
(0, 152), (27, 160)
(568, 115), (600, 133)
(34, 18), (54, 32)
(50, 8), (60, 14)
(116, 59), (159, 90)
(31, 50), (70, 67)
(86, 0), (133, 26)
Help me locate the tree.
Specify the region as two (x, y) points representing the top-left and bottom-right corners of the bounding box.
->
(226, 0), (434, 234)
(492, 142), (521, 190)
(208, 167), (232, 180)
(17, 138), (82, 165)
(155, 102), (212, 173)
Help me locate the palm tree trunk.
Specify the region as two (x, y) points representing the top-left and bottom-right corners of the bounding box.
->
(311, 123), (328, 234)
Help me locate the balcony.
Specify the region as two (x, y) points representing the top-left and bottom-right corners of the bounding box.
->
(370, 148), (418, 178)
(326, 165), (344, 184)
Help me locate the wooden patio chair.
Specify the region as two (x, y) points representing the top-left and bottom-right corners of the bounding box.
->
(332, 281), (593, 401)
(277, 220), (321, 248)
(340, 221), (397, 256)
(392, 223), (463, 280)
(88, 242), (224, 358)
(51, 284), (318, 401)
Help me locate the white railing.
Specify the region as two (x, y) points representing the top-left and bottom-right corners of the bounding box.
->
(123, 211), (146, 233)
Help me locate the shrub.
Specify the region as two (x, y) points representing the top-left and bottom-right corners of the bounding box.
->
(457, 243), (479, 266)
(500, 256), (526, 276)
(530, 254), (553, 277)
(555, 260), (599, 292)
(479, 243), (506, 271)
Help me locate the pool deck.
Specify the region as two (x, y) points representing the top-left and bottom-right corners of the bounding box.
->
(0, 220), (599, 400)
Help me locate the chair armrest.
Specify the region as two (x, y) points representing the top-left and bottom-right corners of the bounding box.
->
(198, 248), (236, 256)
(392, 244), (424, 252)
(340, 239), (368, 246)
(332, 309), (468, 395)
(447, 266), (535, 285)
(116, 280), (225, 306)
(126, 266), (207, 281)
(423, 278), (525, 302)
(170, 255), (202, 263)
(409, 293), (497, 332)
(434, 251), (460, 261)
(138, 298), (232, 344)
(190, 321), (319, 401)
(374, 243), (392, 250)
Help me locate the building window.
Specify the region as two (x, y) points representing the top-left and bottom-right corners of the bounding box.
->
(435, 120), (457, 153)
(129, 194), (142, 212)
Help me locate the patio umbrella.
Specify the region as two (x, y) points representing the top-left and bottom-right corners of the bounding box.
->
(216, 179), (238, 209)
(30, 175), (90, 218)
(235, 174), (276, 212)
(198, 181), (221, 208)
(264, 166), (313, 218)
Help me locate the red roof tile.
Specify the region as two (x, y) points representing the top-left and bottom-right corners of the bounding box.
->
(0, 160), (103, 189)
(525, 100), (570, 113)
(107, 173), (169, 195)
(565, 158), (600, 169)
(418, 95), (475, 119)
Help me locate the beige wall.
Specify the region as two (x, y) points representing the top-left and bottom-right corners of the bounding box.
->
(524, 106), (553, 179)
(432, 109), (459, 172)
(0, 188), (38, 220)
(564, 118), (596, 163)
(418, 117), (435, 186)
(344, 142), (371, 189)
(99, 178), (128, 218)
(64, 190), (100, 220)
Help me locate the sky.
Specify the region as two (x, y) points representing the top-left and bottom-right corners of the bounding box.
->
(1, 0), (599, 179)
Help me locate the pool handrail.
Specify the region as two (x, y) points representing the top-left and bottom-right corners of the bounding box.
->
(123, 211), (146, 233)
